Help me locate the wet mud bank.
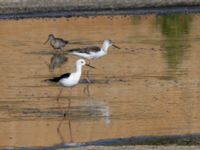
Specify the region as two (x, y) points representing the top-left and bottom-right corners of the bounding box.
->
(0, 0), (200, 19)
(23, 134), (200, 149)
(1, 6), (200, 19)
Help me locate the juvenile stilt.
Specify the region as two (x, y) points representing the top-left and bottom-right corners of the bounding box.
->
(69, 40), (120, 59)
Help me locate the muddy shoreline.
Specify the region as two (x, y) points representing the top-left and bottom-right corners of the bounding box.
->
(0, 0), (200, 19)
(1, 6), (200, 19)
(16, 134), (200, 149)
(0, 0), (200, 13)
(65, 146), (200, 150)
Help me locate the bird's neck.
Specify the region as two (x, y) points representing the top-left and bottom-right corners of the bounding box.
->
(75, 65), (82, 75)
(49, 38), (55, 43)
(101, 44), (110, 52)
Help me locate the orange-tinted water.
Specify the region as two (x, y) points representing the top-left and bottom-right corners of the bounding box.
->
(0, 14), (200, 147)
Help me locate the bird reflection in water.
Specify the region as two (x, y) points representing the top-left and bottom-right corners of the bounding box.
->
(82, 99), (111, 124)
(57, 100), (73, 143)
(49, 53), (68, 71)
(56, 84), (111, 144)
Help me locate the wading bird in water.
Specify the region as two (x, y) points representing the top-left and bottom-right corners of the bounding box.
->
(68, 40), (120, 81)
(45, 59), (95, 101)
(44, 34), (69, 51)
(68, 39), (120, 59)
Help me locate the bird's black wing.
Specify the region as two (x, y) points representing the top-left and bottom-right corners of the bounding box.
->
(69, 46), (100, 54)
(46, 73), (71, 82)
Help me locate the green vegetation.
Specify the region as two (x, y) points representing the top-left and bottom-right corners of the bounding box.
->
(156, 14), (192, 72)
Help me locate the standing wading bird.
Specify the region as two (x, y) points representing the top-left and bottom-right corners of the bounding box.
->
(44, 34), (69, 51)
(45, 59), (95, 101)
(68, 40), (120, 60)
(68, 40), (120, 81)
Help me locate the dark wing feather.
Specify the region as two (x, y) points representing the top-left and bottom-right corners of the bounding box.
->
(56, 38), (69, 44)
(69, 46), (100, 54)
(46, 73), (70, 82)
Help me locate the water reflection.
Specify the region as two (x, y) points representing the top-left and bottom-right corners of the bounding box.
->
(57, 96), (73, 144)
(0, 96), (110, 123)
(131, 16), (142, 25)
(57, 114), (73, 143)
(48, 52), (68, 71)
(56, 83), (110, 144)
(80, 99), (111, 124)
(157, 14), (192, 77)
(56, 98), (110, 144)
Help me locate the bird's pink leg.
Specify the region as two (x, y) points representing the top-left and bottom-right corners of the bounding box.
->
(57, 88), (63, 101)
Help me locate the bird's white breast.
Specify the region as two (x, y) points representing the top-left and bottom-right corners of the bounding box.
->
(59, 72), (81, 87)
(51, 40), (61, 48)
(90, 50), (106, 59)
(71, 52), (92, 59)
(70, 49), (107, 59)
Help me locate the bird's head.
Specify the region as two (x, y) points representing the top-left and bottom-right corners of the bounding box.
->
(102, 40), (120, 50)
(77, 59), (95, 69)
(44, 34), (54, 44)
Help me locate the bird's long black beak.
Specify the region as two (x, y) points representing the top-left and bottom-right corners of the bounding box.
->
(86, 64), (96, 69)
(44, 39), (49, 44)
(112, 44), (120, 49)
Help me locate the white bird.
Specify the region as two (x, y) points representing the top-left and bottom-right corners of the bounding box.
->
(68, 40), (120, 59)
(68, 40), (120, 81)
(46, 59), (95, 101)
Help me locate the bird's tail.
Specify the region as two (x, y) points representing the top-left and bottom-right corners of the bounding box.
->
(44, 78), (58, 82)
(64, 40), (69, 44)
(68, 48), (80, 53)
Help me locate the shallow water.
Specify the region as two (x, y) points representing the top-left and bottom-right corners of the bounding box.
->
(0, 14), (200, 148)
